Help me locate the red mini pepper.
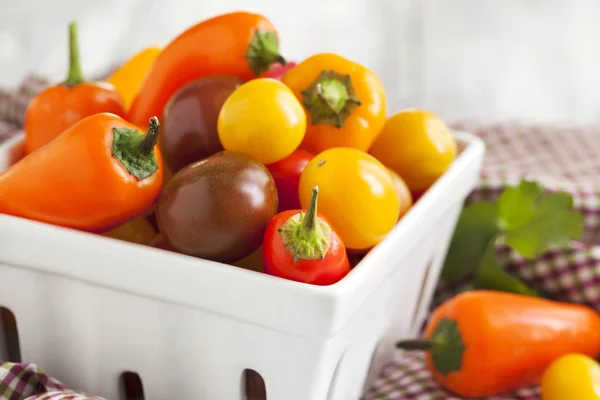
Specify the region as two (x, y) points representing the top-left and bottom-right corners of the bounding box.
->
(262, 186), (350, 285)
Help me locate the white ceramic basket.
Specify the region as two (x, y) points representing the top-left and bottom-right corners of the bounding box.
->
(0, 130), (484, 400)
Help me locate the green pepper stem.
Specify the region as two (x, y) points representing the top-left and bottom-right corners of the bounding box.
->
(301, 71), (362, 128)
(301, 187), (319, 231)
(65, 22), (85, 86)
(245, 30), (286, 75)
(112, 118), (160, 180)
(138, 117), (160, 156)
(256, 31), (286, 66)
(396, 339), (434, 351)
(278, 185), (332, 261)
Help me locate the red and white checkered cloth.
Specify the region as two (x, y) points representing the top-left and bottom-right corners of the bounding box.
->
(3, 75), (600, 399)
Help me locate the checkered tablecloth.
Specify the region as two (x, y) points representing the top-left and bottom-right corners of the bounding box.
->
(3, 75), (600, 399)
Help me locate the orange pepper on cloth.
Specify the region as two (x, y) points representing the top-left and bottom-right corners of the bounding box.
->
(24, 22), (125, 155)
(396, 290), (600, 398)
(282, 53), (386, 154)
(106, 47), (162, 111)
(0, 113), (163, 233)
(128, 11), (285, 127)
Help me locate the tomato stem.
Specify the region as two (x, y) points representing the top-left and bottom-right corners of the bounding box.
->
(64, 22), (85, 86)
(278, 186), (332, 261)
(245, 30), (286, 76)
(301, 70), (362, 128)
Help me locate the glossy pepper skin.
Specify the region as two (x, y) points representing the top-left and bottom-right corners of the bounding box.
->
(0, 113), (164, 233)
(24, 22), (125, 155)
(282, 53), (386, 154)
(396, 291), (600, 398)
(129, 11), (285, 127)
(263, 186), (350, 285)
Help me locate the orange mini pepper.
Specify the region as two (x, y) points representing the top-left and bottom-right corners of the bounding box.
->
(24, 22), (125, 155)
(0, 113), (163, 233)
(129, 11), (285, 127)
(396, 291), (600, 398)
(282, 53), (386, 154)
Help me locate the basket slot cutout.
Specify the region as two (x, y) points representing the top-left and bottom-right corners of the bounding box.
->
(361, 341), (384, 394)
(326, 351), (346, 400)
(0, 307), (21, 362)
(243, 369), (266, 400)
(410, 256), (435, 333)
(120, 371), (145, 400)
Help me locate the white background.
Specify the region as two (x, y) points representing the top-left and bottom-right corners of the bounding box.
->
(2, 0), (600, 123)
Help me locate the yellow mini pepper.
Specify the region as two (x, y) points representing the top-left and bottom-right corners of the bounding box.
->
(107, 47), (162, 111)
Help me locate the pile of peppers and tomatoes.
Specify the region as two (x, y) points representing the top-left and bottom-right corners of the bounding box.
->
(6, 12), (448, 282)
(4, 12), (598, 399)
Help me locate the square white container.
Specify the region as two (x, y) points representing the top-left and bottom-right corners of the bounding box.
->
(0, 130), (484, 400)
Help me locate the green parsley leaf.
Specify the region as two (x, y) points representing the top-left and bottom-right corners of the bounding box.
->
(473, 239), (539, 297)
(441, 201), (500, 284)
(441, 179), (584, 294)
(496, 180), (544, 232)
(497, 182), (584, 258)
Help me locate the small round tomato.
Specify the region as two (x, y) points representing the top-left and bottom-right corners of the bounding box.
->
(369, 109), (457, 192)
(217, 78), (306, 164)
(541, 353), (600, 400)
(388, 168), (413, 220)
(299, 148), (399, 251)
(266, 149), (314, 212)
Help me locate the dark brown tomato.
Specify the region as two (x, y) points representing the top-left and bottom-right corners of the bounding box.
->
(160, 75), (243, 172)
(156, 151), (279, 263)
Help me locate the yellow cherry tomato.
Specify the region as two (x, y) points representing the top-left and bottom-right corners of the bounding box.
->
(299, 147), (399, 251)
(217, 78), (306, 164)
(388, 168), (413, 220)
(103, 216), (156, 245)
(541, 353), (600, 400)
(106, 47), (162, 111)
(368, 109), (457, 193)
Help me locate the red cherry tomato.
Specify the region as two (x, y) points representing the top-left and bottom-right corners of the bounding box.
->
(266, 149), (314, 212)
(261, 61), (298, 81)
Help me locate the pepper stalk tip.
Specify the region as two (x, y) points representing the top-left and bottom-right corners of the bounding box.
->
(64, 20), (85, 86)
(138, 116), (160, 156)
